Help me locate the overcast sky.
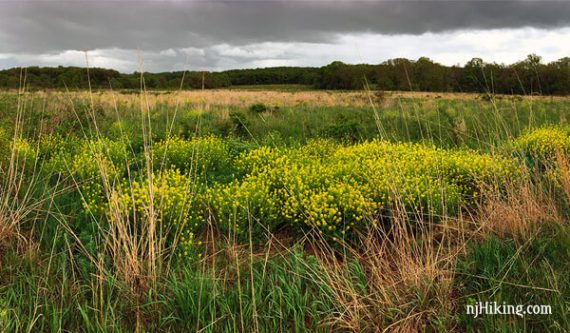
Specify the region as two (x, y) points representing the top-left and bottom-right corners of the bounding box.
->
(1, 0), (569, 72)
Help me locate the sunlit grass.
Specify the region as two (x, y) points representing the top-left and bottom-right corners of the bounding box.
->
(1, 86), (570, 331)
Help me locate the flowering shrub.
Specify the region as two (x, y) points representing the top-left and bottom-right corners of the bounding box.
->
(513, 126), (570, 160)
(47, 137), (130, 213)
(48, 137), (128, 178)
(513, 127), (570, 195)
(234, 145), (284, 174)
(209, 139), (519, 238)
(207, 175), (281, 236)
(153, 136), (231, 176)
(37, 134), (66, 160)
(40, 135), (521, 247)
(442, 149), (520, 195)
(0, 133), (39, 172)
(103, 168), (202, 257)
(10, 138), (38, 170)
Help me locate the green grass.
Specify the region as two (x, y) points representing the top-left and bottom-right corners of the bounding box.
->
(457, 226), (570, 331)
(1, 89), (570, 331)
(1, 91), (568, 149)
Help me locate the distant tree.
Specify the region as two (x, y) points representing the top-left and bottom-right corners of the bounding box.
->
(0, 55), (569, 94)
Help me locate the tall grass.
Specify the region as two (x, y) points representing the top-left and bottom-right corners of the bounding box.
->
(1, 74), (570, 331)
(0, 74), (46, 252)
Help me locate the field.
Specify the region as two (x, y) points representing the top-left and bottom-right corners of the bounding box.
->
(1, 87), (570, 332)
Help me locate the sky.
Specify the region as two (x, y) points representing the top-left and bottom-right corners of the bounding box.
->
(0, 0), (569, 72)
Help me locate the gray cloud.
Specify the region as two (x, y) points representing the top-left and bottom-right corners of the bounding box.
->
(1, 27), (569, 72)
(1, 0), (570, 54)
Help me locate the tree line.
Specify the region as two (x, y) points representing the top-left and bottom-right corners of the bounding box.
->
(0, 54), (569, 95)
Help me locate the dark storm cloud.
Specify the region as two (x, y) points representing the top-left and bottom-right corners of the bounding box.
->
(1, 0), (569, 53)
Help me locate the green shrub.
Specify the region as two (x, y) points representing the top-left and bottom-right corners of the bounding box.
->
(249, 103), (269, 113)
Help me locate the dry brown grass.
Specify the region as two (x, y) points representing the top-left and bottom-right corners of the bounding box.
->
(0, 89), (45, 254)
(301, 203), (461, 332)
(554, 152), (570, 203)
(475, 152), (570, 243)
(477, 180), (562, 242)
(59, 88), (190, 332)
(6, 89), (569, 117)
(299, 169), (569, 332)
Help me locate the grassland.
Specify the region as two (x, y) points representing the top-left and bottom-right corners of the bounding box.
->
(1, 87), (570, 332)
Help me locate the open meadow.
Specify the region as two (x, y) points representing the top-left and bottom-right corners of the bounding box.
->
(1, 87), (570, 332)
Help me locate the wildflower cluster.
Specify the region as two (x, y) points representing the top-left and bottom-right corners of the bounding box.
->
(28, 134), (521, 252)
(106, 168), (202, 257)
(513, 126), (570, 192)
(514, 126), (570, 159)
(10, 138), (38, 171)
(47, 137), (130, 212)
(209, 139), (519, 238)
(37, 134), (65, 160)
(153, 136), (231, 175)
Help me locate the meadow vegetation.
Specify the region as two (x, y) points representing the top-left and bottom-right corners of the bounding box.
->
(1, 86), (570, 332)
